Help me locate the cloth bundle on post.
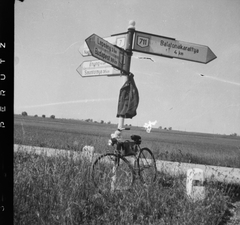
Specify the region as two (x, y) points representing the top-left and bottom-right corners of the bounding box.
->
(117, 73), (139, 119)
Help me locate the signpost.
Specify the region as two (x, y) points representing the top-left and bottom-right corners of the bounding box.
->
(78, 20), (217, 131)
(81, 33), (127, 57)
(76, 59), (121, 77)
(78, 21), (217, 192)
(133, 31), (217, 64)
(85, 33), (129, 73)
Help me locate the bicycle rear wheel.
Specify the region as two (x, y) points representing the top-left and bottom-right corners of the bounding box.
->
(137, 148), (157, 186)
(91, 153), (134, 192)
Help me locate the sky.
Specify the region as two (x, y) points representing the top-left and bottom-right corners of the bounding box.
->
(14, 0), (240, 135)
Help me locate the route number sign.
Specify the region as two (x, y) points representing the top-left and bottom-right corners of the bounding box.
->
(133, 31), (217, 64)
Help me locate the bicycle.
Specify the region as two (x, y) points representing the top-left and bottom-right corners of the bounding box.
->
(91, 127), (157, 192)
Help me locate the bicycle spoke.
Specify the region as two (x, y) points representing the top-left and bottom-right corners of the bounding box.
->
(92, 153), (134, 192)
(137, 148), (157, 185)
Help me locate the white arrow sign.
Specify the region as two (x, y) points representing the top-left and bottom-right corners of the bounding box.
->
(76, 60), (121, 77)
(133, 31), (217, 64)
(81, 33), (127, 57)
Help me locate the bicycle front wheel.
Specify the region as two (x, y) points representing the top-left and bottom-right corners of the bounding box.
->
(137, 148), (157, 186)
(91, 153), (134, 192)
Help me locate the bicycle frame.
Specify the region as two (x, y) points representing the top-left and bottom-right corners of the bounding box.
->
(91, 128), (157, 191)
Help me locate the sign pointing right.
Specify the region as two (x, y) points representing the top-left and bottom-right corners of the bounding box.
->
(133, 31), (217, 64)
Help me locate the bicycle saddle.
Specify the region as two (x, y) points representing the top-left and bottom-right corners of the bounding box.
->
(130, 135), (141, 144)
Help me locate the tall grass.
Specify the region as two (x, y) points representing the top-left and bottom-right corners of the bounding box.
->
(14, 150), (232, 224)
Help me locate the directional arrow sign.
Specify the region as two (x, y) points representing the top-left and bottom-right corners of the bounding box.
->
(133, 31), (217, 64)
(85, 34), (128, 72)
(81, 33), (127, 57)
(76, 59), (121, 77)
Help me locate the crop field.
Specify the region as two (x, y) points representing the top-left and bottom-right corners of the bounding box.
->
(14, 115), (240, 224)
(14, 115), (240, 168)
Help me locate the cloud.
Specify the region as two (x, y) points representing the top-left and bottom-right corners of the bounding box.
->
(200, 74), (240, 86)
(17, 98), (115, 109)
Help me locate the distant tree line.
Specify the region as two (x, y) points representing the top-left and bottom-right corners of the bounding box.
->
(85, 119), (113, 125)
(159, 126), (172, 131)
(21, 111), (55, 119)
(20, 112), (238, 136)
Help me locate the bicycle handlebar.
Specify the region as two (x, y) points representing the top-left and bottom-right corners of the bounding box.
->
(117, 127), (130, 131)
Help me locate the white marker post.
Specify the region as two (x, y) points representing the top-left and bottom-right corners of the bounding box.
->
(118, 20), (135, 130)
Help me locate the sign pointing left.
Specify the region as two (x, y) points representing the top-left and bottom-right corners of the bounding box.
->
(76, 60), (121, 77)
(85, 34), (128, 73)
(81, 33), (127, 57)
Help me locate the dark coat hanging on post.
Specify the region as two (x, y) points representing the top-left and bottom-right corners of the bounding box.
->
(117, 73), (139, 119)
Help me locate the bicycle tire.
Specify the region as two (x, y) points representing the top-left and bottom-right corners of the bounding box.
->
(137, 147), (157, 185)
(91, 153), (134, 192)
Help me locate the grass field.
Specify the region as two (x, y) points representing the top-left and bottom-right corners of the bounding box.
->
(14, 115), (240, 168)
(14, 115), (240, 224)
(14, 149), (234, 225)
